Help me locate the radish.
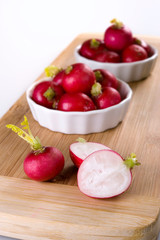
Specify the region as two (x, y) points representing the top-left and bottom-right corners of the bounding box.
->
(93, 49), (120, 63)
(69, 137), (110, 167)
(93, 69), (118, 89)
(32, 81), (64, 109)
(77, 150), (140, 198)
(58, 92), (96, 112)
(133, 37), (153, 57)
(122, 44), (148, 63)
(104, 18), (133, 52)
(91, 82), (121, 109)
(32, 81), (55, 109)
(45, 65), (65, 87)
(79, 39), (106, 59)
(51, 70), (65, 87)
(6, 116), (65, 181)
(62, 63), (96, 94)
(45, 65), (62, 78)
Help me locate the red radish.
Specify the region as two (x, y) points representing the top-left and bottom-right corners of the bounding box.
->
(45, 65), (65, 87)
(45, 65), (63, 78)
(6, 116), (65, 181)
(62, 63), (96, 94)
(79, 39), (106, 59)
(32, 81), (54, 109)
(104, 18), (133, 52)
(93, 49), (120, 63)
(58, 92), (96, 112)
(32, 81), (64, 109)
(93, 69), (118, 89)
(122, 44), (148, 62)
(51, 70), (65, 87)
(69, 137), (110, 168)
(133, 37), (153, 57)
(50, 84), (65, 109)
(91, 82), (121, 109)
(77, 150), (140, 198)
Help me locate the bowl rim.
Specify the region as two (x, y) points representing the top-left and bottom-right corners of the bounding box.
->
(75, 44), (158, 66)
(26, 78), (132, 116)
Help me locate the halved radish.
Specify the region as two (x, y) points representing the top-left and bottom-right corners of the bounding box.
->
(77, 150), (140, 198)
(69, 138), (110, 167)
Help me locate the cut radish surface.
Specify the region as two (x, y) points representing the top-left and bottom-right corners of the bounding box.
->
(70, 138), (110, 167)
(77, 150), (140, 198)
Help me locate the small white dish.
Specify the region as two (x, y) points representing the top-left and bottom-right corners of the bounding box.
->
(26, 78), (132, 134)
(74, 45), (158, 83)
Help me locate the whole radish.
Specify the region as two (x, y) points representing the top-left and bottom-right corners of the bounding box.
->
(6, 116), (65, 181)
(58, 92), (96, 112)
(45, 65), (63, 79)
(79, 39), (106, 59)
(104, 18), (133, 52)
(69, 137), (110, 168)
(133, 37), (153, 57)
(45, 65), (65, 87)
(91, 82), (121, 109)
(93, 69), (118, 89)
(62, 63), (96, 94)
(32, 81), (53, 109)
(51, 70), (65, 87)
(122, 44), (148, 62)
(93, 49), (120, 63)
(77, 150), (140, 198)
(32, 81), (64, 109)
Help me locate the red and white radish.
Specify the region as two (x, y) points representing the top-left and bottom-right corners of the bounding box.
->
(62, 63), (96, 94)
(91, 82), (121, 109)
(122, 44), (148, 63)
(104, 18), (133, 52)
(6, 116), (65, 181)
(58, 92), (96, 112)
(77, 150), (140, 198)
(70, 138), (110, 167)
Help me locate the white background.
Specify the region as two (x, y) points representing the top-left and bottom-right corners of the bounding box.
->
(0, 0), (160, 118)
(0, 0), (160, 239)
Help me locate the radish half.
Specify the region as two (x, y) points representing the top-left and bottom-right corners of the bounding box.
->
(77, 150), (140, 198)
(69, 138), (110, 168)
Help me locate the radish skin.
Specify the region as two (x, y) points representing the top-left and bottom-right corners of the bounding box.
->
(6, 116), (65, 181)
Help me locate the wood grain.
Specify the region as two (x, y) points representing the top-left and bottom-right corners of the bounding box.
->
(0, 176), (159, 240)
(0, 33), (160, 239)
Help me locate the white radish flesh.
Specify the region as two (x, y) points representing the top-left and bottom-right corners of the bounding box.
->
(70, 141), (110, 167)
(77, 150), (133, 198)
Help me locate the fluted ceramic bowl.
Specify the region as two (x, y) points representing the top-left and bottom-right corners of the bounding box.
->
(74, 45), (158, 82)
(26, 78), (132, 134)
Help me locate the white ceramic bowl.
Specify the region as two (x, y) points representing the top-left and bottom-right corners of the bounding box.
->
(74, 45), (158, 83)
(26, 78), (132, 134)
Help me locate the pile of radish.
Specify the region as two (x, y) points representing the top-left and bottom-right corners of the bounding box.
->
(70, 138), (140, 198)
(79, 18), (153, 63)
(31, 63), (122, 111)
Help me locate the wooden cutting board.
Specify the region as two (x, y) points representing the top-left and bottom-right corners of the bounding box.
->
(0, 33), (160, 240)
